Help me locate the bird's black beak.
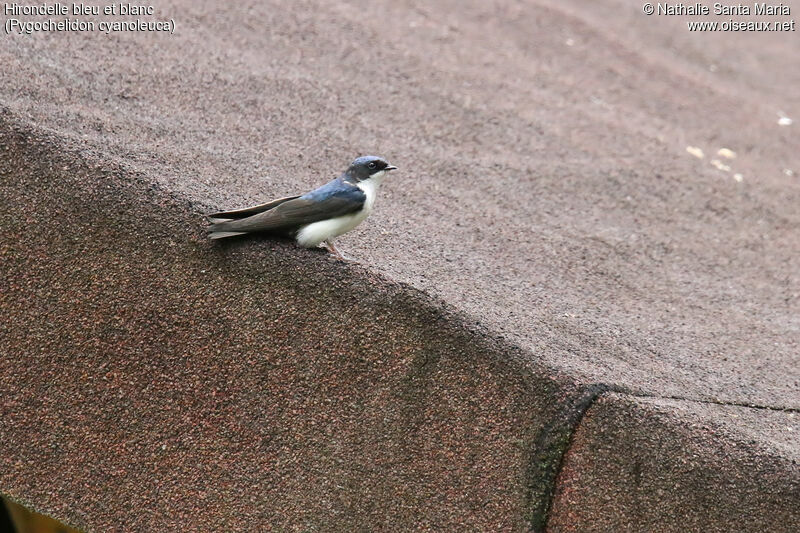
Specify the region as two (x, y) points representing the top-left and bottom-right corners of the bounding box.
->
(385, 165), (398, 171)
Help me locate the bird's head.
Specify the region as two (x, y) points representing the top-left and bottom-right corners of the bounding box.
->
(344, 155), (398, 183)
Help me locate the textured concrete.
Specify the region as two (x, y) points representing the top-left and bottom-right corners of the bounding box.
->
(0, 122), (583, 530)
(549, 394), (800, 532)
(1, 0), (799, 530)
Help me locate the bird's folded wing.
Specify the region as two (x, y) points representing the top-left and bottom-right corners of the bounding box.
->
(207, 195), (300, 221)
(209, 188), (366, 233)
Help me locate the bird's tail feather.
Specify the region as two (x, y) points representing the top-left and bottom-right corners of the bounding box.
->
(208, 231), (247, 240)
(206, 217), (246, 240)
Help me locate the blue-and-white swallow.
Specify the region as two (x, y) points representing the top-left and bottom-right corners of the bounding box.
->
(207, 156), (398, 261)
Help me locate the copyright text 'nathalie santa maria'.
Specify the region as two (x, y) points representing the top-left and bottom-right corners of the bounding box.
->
(641, 3), (794, 32)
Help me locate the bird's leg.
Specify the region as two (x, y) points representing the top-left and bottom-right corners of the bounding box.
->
(323, 240), (356, 263)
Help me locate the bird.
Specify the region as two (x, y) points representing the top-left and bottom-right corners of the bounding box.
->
(207, 155), (398, 261)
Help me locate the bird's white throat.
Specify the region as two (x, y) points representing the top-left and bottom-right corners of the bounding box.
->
(356, 170), (387, 212)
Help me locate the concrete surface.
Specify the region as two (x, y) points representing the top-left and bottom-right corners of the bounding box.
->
(549, 394), (800, 532)
(1, 122), (581, 531)
(1, 0), (798, 530)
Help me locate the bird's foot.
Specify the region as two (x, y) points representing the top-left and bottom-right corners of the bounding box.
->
(323, 241), (358, 263)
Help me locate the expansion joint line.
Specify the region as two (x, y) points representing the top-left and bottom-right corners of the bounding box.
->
(625, 390), (800, 413)
(526, 382), (621, 532)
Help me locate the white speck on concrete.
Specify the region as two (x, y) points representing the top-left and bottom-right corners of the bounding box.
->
(711, 159), (731, 172)
(686, 146), (704, 159)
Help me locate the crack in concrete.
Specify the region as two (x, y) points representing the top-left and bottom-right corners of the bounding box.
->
(630, 392), (800, 413)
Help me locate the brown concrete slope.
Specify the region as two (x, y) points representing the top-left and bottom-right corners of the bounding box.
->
(549, 394), (800, 532)
(0, 122), (586, 530)
(1, 0), (798, 408)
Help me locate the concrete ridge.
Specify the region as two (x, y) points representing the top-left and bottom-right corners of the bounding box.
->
(2, 111), (576, 530)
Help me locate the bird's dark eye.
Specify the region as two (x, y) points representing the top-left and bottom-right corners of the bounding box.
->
(368, 162), (376, 169)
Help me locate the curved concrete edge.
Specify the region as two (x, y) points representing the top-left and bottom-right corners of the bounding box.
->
(548, 392), (800, 532)
(0, 110), (583, 530)
(1, 111), (798, 531)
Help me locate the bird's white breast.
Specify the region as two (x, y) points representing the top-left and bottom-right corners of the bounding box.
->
(295, 171), (386, 248)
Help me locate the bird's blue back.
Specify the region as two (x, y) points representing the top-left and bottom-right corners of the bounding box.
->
(301, 177), (365, 205)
